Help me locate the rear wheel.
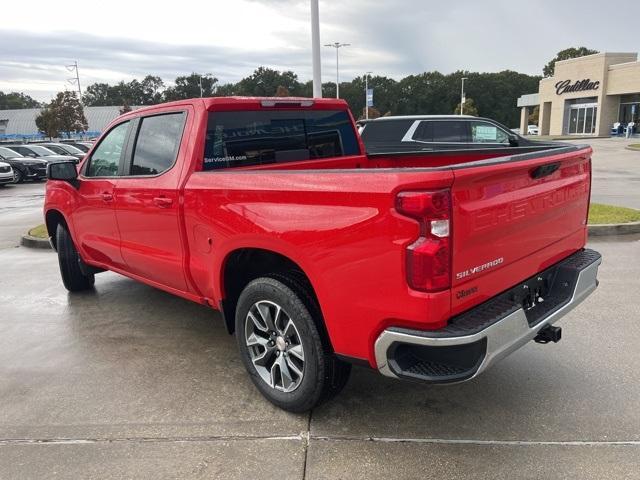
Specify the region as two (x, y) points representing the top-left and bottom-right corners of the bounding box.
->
(56, 224), (95, 292)
(235, 275), (350, 412)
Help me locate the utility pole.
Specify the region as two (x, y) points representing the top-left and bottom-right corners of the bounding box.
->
(66, 61), (82, 102)
(364, 71), (372, 119)
(460, 77), (467, 115)
(199, 73), (213, 97)
(324, 42), (350, 98)
(310, 0), (322, 98)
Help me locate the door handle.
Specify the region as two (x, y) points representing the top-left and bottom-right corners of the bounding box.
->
(101, 192), (114, 202)
(153, 196), (173, 208)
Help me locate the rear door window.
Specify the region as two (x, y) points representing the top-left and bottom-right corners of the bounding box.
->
(470, 120), (509, 144)
(430, 121), (468, 143)
(203, 110), (360, 170)
(129, 112), (186, 176)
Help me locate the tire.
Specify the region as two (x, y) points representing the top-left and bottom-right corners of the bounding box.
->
(235, 275), (351, 412)
(13, 169), (24, 184)
(56, 224), (95, 292)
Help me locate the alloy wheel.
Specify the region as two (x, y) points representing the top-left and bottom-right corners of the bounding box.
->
(244, 300), (305, 393)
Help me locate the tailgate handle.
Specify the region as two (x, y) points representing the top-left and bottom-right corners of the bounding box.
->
(530, 162), (560, 179)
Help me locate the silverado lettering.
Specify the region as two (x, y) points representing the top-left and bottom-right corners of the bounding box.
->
(44, 97), (601, 412)
(456, 258), (504, 280)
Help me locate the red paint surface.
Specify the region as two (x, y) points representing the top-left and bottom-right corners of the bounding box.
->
(45, 97), (591, 366)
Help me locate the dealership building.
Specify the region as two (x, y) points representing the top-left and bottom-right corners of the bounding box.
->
(518, 52), (640, 136)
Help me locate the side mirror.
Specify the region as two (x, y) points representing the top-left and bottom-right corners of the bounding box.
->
(47, 161), (79, 187)
(508, 134), (519, 147)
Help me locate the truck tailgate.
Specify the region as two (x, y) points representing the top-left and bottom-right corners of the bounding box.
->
(450, 146), (591, 314)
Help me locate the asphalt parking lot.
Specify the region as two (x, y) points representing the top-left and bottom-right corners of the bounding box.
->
(0, 139), (639, 479)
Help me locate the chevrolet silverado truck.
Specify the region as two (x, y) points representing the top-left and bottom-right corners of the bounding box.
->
(44, 97), (601, 412)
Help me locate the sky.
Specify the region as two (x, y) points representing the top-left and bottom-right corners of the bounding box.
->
(1, 0), (637, 102)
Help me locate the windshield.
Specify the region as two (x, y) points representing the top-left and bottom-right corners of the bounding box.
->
(60, 144), (84, 154)
(0, 147), (23, 158)
(28, 146), (57, 156)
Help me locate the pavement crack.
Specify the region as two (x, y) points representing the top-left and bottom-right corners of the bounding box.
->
(301, 410), (312, 480)
(310, 435), (640, 447)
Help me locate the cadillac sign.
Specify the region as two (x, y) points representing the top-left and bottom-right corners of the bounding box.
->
(555, 79), (600, 95)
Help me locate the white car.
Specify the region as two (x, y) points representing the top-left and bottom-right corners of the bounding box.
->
(0, 161), (15, 186)
(527, 125), (539, 135)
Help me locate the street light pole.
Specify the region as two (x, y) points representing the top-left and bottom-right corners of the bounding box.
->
(324, 42), (350, 98)
(460, 77), (467, 115)
(364, 71), (372, 119)
(199, 73), (213, 98)
(310, 0), (322, 98)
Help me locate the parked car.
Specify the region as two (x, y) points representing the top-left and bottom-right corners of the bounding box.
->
(359, 115), (553, 154)
(39, 142), (85, 160)
(527, 124), (539, 135)
(0, 147), (47, 183)
(3, 145), (79, 163)
(60, 141), (91, 153)
(45, 97), (601, 412)
(0, 161), (14, 186)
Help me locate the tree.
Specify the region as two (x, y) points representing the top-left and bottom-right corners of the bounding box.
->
(543, 47), (599, 77)
(234, 67), (302, 96)
(362, 107), (381, 120)
(82, 83), (111, 106)
(275, 85), (290, 97)
(140, 75), (165, 104)
(454, 97), (479, 116)
(35, 106), (59, 139)
(0, 92), (40, 110)
(163, 73), (218, 101)
(36, 91), (88, 138)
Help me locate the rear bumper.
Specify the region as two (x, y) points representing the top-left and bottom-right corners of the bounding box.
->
(374, 248), (602, 383)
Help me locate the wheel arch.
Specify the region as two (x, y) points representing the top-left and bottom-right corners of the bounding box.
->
(219, 247), (325, 338)
(44, 209), (68, 251)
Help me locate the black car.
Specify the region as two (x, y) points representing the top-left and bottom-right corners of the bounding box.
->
(60, 141), (92, 153)
(39, 142), (86, 160)
(0, 147), (47, 183)
(359, 115), (553, 154)
(3, 144), (79, 163)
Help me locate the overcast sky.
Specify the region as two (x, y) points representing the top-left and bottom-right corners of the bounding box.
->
(1, 0), (637, 102)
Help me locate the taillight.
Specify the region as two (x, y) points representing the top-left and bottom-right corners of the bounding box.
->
(396, 190), (451, 292)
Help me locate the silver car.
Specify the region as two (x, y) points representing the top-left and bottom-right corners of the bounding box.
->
(0, 161), (15, 186)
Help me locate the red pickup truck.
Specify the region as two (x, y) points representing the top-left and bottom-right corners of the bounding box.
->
(44, 97), (601, 412)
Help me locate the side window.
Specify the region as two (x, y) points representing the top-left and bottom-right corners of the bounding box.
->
(413, 121), (433, 142)
(130, 112), (186, 176)
(431, 121), (468, 143)
(470, 121), (509, 144)
(85, 122), (130, 177)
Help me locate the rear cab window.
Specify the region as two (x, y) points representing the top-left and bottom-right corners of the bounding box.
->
(203, 109), (360, 170)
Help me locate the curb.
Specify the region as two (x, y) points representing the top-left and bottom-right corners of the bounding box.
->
(588, 221), (640, 237)
(20, 234), (52, 249)
(624, 146), (640, 151)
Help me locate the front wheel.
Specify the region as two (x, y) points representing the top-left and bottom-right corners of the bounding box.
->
(13, 170), (24, 184)
(235, 275), (350, 412)
(56, 224), (95, 292)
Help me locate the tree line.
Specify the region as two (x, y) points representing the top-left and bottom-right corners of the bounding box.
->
(4, 47), (598, 135)
(75, 67), (538, 127)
